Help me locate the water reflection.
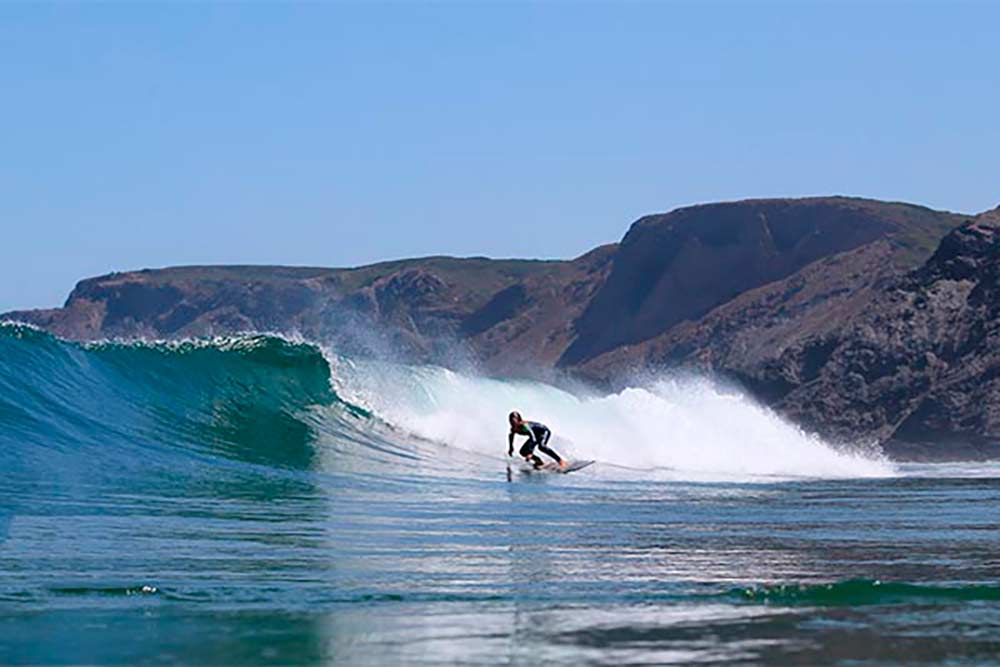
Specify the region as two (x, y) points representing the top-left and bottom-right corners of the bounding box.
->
(2, 428), (997, 666)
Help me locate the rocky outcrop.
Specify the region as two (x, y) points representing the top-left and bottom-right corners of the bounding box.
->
(8, 196), (999, 459)
(778, 209), (1000, 459)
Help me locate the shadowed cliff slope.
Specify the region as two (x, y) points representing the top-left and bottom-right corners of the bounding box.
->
(561, 197), (962, 366)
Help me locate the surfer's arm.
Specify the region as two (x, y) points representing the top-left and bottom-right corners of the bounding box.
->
(507, 431), (514, 457)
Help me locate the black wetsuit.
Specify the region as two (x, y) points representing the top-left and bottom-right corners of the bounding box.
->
(515, 421), (563, 465)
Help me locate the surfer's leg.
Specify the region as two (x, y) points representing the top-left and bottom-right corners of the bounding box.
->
(537, 445), (563, 466)
(536, 429), (563, 464)
(519, 442), (544, 469)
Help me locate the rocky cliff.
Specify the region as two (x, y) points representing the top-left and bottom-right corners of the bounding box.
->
(8, 196), (998, 459)
(576, 205), (1000, 459)
(780, 208), (1000, 459)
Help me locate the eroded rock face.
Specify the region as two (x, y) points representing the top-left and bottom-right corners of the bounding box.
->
(778, 211), (1000, 459)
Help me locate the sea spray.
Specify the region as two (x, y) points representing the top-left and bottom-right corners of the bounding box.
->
(331, 360), (895, 480)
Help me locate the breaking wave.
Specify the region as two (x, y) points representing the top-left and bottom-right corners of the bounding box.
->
(0, 323), (892, 483)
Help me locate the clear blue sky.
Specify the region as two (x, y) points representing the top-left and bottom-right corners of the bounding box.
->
(2, 2), (998, 311)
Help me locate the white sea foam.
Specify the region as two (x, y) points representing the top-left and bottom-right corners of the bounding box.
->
(329, 359), (895, 481)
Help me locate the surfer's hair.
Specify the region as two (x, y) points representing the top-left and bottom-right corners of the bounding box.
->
(508, 411), (522, 422)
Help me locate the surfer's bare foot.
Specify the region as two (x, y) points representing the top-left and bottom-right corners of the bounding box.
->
(559, 460), (567, 469)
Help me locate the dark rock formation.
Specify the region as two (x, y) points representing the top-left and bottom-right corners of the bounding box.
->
(778, 208), (1000, 459)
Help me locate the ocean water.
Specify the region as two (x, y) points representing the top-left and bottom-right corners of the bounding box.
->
(1, 321), (998, 665)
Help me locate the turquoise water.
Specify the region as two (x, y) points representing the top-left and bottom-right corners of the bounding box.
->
(1, 323), (998, 665)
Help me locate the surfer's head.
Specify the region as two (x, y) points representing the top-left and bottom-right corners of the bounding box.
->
(508, 411), (523, 427)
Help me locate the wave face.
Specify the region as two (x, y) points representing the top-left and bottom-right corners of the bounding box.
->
(0, 324), (354, 493)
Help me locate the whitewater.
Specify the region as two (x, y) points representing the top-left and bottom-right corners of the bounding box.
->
(329, 358), (892, 481)
(1, 322), (997, 666)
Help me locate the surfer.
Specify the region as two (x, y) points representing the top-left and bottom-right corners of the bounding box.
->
(507, 411), (566, 469)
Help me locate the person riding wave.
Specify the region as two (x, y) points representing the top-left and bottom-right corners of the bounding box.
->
(507, 411), (566, 469)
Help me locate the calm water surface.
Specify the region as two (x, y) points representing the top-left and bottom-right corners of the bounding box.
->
(2, 461), (999, 665)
